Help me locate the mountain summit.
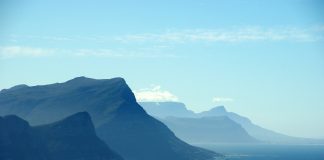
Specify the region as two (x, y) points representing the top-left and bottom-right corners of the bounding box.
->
(199, 106), (227, 116)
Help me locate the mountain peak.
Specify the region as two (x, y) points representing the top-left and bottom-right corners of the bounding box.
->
(68, 76), (126, 82)
(60, 111), (92, 123)
(42, 112), (96, 136)
(66, 76), (94, 83)
(197, 106), (228, 117)
(2, 115), (30, 132)
(0, 84), (29, 93)
(209, 106), (227, 113)
(65, 76), (127, 87)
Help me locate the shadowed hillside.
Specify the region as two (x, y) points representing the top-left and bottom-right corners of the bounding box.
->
(0, 112), (123, 160)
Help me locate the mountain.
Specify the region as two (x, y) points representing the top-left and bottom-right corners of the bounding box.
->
(199, 106), (324, 144)
(0, 77), (221, 160)
(198, 106), (228, 117)
(140, 102), (196, 118)
(141, 102), (324, 144)
(162, 116), (259, 144)
(141, 102), (258, 143)
(0, 112), (123, 160)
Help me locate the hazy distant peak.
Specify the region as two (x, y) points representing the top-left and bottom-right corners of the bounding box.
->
(209, 106), (227, 113)
(215, 105), (226, 110)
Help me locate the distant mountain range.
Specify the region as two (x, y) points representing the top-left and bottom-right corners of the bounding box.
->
(0, 112), (123, 160)
(162, 116), (259, 144)
(198, 106), (324, 144)
(140, 102), (324, 144)
(0, 77), (222, 160)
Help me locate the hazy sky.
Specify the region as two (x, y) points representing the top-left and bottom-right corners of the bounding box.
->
(0, 0), (324, 138)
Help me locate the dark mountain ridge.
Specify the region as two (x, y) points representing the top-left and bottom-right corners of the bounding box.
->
(0, 77), (221, 160)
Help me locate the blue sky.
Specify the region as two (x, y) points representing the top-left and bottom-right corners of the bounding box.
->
(0, 0), (324, 138)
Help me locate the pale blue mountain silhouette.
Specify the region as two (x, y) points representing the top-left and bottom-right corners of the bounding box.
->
(141, 102), (324, 144)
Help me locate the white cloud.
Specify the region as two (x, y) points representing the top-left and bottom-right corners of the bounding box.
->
(115, 26), (324, 43)
(134, 85), (179, 102)
(0, 46), (53, 58)
(212, 97), (234, 103)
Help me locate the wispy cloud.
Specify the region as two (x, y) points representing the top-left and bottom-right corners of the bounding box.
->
(212, 97), (234, 103)
(134, 85), (179, 102)
(3, 26), (323, 59)
(74, 49), (124, 57)
(0, 46), (177, 59)
(7, 26), (324, 45)
(74, 48), (177, 58)
(0, 46), (54, 58)
(116, 26), (324, 43)
(9, 35), (74, 42)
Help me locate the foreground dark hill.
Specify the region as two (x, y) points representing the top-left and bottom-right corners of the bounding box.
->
(162, 116), (259, 144)
(0, 112), (123, 160)
(0, 77), (220, 160)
